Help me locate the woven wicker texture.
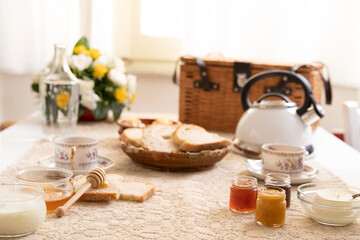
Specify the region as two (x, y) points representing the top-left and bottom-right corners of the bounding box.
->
(179, 57), (323, 132)
(120, 141), (229, 171)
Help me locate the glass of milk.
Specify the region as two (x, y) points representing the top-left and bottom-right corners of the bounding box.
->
(0, 184), (46, 237)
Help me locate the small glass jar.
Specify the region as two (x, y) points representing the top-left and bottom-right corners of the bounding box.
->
(255, 186), (286, 228)
(0, 184), (46, 237)
(265, 173), (291, 207)
(16, 167), (74, 213)
(229, 175), (258, 213)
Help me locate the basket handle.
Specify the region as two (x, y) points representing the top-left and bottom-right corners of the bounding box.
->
(291, 62), (332, 105)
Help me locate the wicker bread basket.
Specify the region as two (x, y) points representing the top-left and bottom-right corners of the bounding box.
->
(120, 141), (229, 172)
(178, 56), (331, 132)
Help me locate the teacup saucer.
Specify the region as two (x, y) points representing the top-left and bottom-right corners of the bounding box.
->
(38, 155), (114, 176)
(245, 159), (318, 184)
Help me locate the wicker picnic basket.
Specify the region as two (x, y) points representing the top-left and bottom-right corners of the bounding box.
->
(177, 56), (331, 132)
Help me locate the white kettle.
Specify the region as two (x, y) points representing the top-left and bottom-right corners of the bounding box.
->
(235, 70), (325, 158)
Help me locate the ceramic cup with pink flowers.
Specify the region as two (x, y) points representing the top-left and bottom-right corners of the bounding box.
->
(261, 143), (305, 173)
(54, 137), (98, 171)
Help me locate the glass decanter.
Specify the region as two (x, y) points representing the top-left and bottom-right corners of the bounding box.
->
(40, 44), (79, 140)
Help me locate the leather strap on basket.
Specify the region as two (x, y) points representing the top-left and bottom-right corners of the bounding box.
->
(172, 56), (219, 92)
(193, 58), (219, 91)
(233, 62), (252, 93)
(291, 62), (332, 105)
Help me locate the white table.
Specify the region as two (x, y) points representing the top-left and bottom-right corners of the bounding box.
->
(1, 112), (360, 188)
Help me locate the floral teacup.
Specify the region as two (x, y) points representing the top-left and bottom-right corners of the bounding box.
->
(54, 137), (98, 171)
(261, 143), (305, 173)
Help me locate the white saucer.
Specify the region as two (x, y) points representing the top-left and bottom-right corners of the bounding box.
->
(245, 159), (318, 184)
(38, 155), (114, 176)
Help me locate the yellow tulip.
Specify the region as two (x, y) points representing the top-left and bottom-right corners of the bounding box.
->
(56, 93), (70, 109)
(88, 48), (101, 59)
(93, 64), (109, 78)
(130, 93), (136, 103)
(73, 45), (88, 55)
(115, 87), (127, 103)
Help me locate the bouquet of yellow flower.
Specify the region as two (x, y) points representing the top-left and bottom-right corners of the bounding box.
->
(31, 37), (136, 121)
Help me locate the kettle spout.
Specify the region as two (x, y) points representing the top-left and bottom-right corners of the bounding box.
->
(300, 105), (325, 125)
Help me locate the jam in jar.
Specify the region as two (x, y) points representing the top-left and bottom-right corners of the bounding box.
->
(255, 186), (286, 227)
(229, 175), (258, 213)
(265, 173), (291, 207)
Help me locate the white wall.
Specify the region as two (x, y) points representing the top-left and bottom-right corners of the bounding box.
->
(0, 73), (38, 123)
(0, 72), (359, 135)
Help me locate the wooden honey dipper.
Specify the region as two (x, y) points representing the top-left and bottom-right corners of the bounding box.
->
(56, 168), (106, 218)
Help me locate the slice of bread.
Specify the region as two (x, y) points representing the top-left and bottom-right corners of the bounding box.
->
(142, 124), (179, 152)
(72, 174), (156, 202)
(118, 180), (156, 202)
(173, 124), (232, 152)
(72, 174), (123, 201)
(121, 128), (143, 147)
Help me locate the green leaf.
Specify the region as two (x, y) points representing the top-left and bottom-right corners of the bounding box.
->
(31, 83), (39, 93)
(78, 104), (85, 117)
(111, 102), (124, 121)
(73, 37), (89, 52)
(92, 102), (110, 120)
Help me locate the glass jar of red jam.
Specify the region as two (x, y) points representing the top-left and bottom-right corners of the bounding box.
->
(255, 186), (286, 228)
(229, 175), (258, 213)
(265, 173), (291, 207)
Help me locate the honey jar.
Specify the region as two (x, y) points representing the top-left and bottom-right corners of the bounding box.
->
(16, 168), (74, 213)
(255, 186), (286, 227)
(229, 175), (258, 213)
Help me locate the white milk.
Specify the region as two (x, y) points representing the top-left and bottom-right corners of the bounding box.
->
(0, 194), (46, 236)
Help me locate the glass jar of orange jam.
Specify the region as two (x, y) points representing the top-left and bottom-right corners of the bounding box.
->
(255, 186), (286, 227)
(229, 176), (258, 213)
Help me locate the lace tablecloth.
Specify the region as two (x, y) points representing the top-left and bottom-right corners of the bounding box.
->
(1, 121), (359, 240)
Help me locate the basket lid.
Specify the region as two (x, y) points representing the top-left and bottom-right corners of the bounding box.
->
(180, 56), (323, 72)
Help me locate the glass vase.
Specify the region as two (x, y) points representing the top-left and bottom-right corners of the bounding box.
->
(40, 44), (79, 140)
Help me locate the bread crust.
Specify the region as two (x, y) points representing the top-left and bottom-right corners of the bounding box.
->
(173, 124), (232, 152)
(119, 180), (156, 202)
(120, 128), (143, 147)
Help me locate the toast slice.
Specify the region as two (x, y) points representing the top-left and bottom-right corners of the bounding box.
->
(142, 124), (179, 152)
(118, 180), (156, 202)
(173, 124), (232, 152)
(72, 174), (123, 201)
(72, 174), (156, 202)
(120, 128), (143, 147)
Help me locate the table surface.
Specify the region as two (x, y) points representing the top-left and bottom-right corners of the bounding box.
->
(1, 112), (360, 187)
(1, 112), (360, 240)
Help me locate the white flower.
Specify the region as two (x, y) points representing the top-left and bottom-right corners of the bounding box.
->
(69, 54), (92, 71)
(93, 55), (125, 72)
(127, 74), (137, 94)
(107, 69), (127, 86)
(32, 67), (50, 84)
(77, 80), (100, 110)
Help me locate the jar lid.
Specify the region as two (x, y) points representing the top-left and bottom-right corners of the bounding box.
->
(232, 175), (257, 188)
(265, 173), (291, 186)
(258, 187), (286, 202)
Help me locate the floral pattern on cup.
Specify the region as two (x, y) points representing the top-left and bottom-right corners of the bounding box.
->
(56, 149), (69, 161)
(262, 143), (305, 173)
(85, 149), (98, 161)
(54, 137), (98, 171)
(275, 157), (303, 171)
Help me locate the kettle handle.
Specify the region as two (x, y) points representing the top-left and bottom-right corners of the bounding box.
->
(256, 92), (292, 103)
(241, 70), (314, 116)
